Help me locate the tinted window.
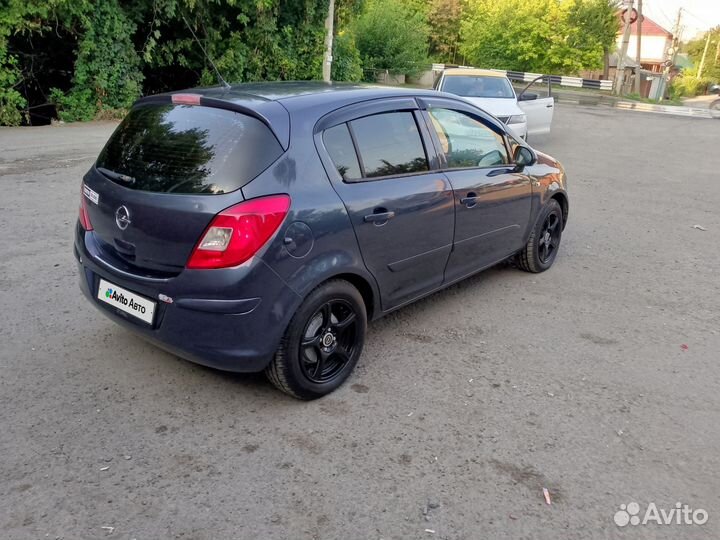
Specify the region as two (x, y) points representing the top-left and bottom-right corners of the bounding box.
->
(350, 112), (428, 178)
(428, 108), (509, 168)
(323, 124), (362, 180)
(96, 104), (283, 194)
(441, 75), (514, 98)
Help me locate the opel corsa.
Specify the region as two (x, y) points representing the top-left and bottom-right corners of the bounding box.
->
(75, 82), (569, 399)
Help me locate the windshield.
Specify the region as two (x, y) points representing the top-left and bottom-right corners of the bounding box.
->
(441, 75), (515, 99)
(96, 103), (283, 194)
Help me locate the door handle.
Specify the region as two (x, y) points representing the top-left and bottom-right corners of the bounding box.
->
(364, 209), (395, 225)
(546, 104), (553, 108)
(460, 193), (479, 208)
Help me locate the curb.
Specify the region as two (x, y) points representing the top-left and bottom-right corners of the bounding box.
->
(614, 101), (720, 119)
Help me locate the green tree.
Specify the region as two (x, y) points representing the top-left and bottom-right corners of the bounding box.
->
(335, 0), (366, 29)
(0, 0), (330, 125)
(683, 27), (720, 81)
(52, 0), (143, 121)
(460, 0), (619, 74)
(0, 0), (63, 125)
(353, 0), (429, 78)
(566, 0), (620, 76)
(332, 32), (363, 82)
(144, 0), (327, 86)
(427, 0), (465, 63)
(0, 49), (25, 125)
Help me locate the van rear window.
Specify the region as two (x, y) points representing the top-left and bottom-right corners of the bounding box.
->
(96, 104), (283, 194)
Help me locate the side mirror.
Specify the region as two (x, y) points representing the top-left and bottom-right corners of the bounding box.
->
(710, 84), (720, 95)
(513, 146), (536, 170)
(518, 92), (538, 101)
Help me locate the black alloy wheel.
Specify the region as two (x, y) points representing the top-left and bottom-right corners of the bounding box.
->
(299, 300), (358, 384)
(538, 210), (561, 264)
(516, 199), (563, 273)
(266, 280), (367, 399)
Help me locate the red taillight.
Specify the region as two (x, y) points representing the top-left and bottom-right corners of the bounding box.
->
(79, 185), (93, 230)
(187, 195), (291, 270)
(172, 93), (202, 105)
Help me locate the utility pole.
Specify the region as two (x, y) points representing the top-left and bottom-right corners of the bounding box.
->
(322, 0), (335, 83)
(697, 32), (712, 79)
(634, 0), (643, 94)
(658, 8), (682, 100)
(614, 0), (635, 95)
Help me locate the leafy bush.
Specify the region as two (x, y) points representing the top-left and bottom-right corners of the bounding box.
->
(460, 0), (619, 74)
(0, 53), (26, 125)
(51, 0), (143, 122)
(49, 88), (96, 122)
(353, 0), (429, 79)
(669, 75), (716, 99)
(332, 32), (363, 82)
(0, 0), (329, 125)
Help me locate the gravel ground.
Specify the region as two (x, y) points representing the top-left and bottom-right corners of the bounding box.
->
(1, 106), (719, 540)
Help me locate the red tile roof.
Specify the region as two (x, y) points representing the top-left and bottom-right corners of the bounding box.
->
(618, 13), (673, 37)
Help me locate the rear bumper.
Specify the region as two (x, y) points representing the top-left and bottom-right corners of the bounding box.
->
(75, 226), (302, 372)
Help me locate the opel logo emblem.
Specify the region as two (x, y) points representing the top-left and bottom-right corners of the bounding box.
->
(115, 205), (131, 231)
(322, 333), (335, 347)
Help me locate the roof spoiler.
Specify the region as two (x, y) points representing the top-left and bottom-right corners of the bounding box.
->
(133, 94), (289, 150)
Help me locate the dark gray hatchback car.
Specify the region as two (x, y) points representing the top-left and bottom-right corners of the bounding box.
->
(75, 82), (569, 399)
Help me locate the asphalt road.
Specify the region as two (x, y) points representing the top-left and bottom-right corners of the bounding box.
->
(1, 105), (719, 540)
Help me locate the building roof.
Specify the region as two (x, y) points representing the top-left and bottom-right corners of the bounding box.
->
(623, 14), (673, 38)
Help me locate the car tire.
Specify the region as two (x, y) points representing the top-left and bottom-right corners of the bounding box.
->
(516, 199), (563, 273)
(265, 280), (367, 400)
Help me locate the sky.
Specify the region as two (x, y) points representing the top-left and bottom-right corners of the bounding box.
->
(642, 0), (720, 40)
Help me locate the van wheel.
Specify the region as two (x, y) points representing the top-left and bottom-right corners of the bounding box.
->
(265, 280), (367, 400)
(516, 199), (563, 273)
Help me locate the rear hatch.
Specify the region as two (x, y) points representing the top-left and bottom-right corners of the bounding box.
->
(82, 97), (284, 277)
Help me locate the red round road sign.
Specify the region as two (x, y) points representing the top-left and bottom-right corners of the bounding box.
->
(621, 8), (638, 24)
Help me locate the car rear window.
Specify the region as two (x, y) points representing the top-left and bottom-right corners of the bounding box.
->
(96, 103), (283, 194)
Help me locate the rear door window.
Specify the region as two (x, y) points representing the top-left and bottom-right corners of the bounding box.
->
(323, 124), (362, 181)
(349, 112), (429, 178)
(96, 103), (283, 194)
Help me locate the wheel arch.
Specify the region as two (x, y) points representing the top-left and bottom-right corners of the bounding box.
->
(325, 272), (377, 322)
(550, 191), (569, 230)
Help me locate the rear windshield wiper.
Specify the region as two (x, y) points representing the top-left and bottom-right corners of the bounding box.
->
(97, 167), (136, 185)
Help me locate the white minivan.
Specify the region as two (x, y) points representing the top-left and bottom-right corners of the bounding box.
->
(435, 68), (554, 140)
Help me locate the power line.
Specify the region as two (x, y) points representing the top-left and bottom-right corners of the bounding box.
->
(645, 0), (677, 30)
(681, 7), (707, 25)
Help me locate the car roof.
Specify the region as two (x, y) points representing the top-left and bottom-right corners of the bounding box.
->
(442, 68), (507, 78)
(148, 81), (454, 148)
(176, 81), (451, 111)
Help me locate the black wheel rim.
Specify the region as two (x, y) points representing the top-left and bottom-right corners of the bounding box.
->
(299, 299), (358, 384)
(538, 211), (561, 264)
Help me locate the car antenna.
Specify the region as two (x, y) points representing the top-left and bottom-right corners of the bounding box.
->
(181, 14), (231, 90)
